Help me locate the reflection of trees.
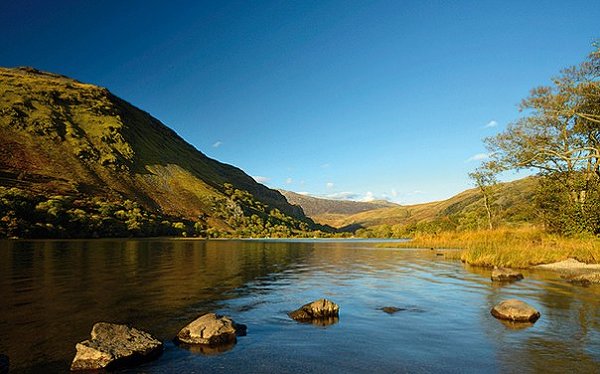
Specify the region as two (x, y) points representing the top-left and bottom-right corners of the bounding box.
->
(497, 337), (600, 373)
(0, 239), (318, 371)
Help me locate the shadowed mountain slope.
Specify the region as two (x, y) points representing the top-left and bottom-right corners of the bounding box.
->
(0, 67), (314, 234)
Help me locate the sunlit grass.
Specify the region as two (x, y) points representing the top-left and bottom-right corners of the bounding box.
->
(384, 227), (600, 268)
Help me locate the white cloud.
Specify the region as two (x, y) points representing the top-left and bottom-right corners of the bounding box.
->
(391, 188), (398, 198)
(285, 177), (293, 184)
(321, 163), (331, 169)
(361, 191), (375, 202)
(467, 153), (491, 162)
(322, 191), (361, 200)
(326, 182), (334, 189)
(212, 141), (223, 148)
(297, 189), (403, 203)
(483, 120), (498, 128)
(252, 176), (270, 184)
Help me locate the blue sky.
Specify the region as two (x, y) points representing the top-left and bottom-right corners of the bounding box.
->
(2, 1), (599, 204)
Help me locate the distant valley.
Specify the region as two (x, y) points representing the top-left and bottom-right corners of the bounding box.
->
(281, 177), (538, 234)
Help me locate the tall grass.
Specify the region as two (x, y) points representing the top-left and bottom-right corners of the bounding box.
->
(387, 227), (600, 268)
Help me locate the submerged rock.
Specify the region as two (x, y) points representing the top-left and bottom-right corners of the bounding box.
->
(0, 354), (8, 374)
(176, 313), (247, 345)
(288, 298), (340, 321)
(491, 268), (524, 282)
(379, 306), (425, 314)
(381, 306), (402, 314)
(491, 299), (540, 323)
(70, 322), (163, 371)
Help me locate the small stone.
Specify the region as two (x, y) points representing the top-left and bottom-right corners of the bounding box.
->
(491, 299), (540, 323)
(491, 268), (524, 282)
(70, 322), (162, 371)
(288, 299), (339, 321)
(176, 313), (246, 345)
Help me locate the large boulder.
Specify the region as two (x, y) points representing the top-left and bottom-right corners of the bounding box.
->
(491, 299), (540, 323)
(288, 299), (340, 321)
(491, 268), (524, 282)
(70, 322), (162, 371)
(176, 313), (246, 345)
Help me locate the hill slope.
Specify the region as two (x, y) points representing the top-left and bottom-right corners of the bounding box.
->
(286, 177), (539, 231)
(0, 67), (318, 237)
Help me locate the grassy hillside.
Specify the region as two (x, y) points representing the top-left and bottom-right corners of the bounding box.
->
(279, 190), (398, 223)
(0, 67), (324, 238)
(286, 177), (539, 233)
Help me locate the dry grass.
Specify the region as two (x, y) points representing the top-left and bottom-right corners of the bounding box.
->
(386, 227), (600, 268)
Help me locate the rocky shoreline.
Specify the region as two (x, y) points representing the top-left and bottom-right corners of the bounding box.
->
(534, 259), (600, 285)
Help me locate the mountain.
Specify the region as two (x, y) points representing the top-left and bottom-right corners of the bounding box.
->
(279, 190), (398, 224)
(283, 177), (539, 231)
(0, 67), (321, 237)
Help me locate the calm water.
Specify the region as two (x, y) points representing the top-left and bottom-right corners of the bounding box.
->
(0, 239), (599, 373)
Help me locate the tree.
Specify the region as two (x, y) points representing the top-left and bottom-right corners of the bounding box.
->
(484, 44), (600, 234)
(468, 166), (497, 230)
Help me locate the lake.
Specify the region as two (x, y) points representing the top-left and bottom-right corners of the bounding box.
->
(0, 239), (599, 373)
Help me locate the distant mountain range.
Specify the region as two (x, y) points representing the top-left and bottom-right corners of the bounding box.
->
(279, 190), (398, 222)
(0, 67), (321, 237)
(281, 177), (538, 231)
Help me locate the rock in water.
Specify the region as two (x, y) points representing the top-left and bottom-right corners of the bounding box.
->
(491, 268), (524, 282)
(176, 313), (247, 345)
(491, 299), (540, 323)
(0, 354), (8, 374)
(288, 299), (340, 321)
(381, 306), (402, 314)
(70, 322), (163, 371)
(563, 272), (600, 286)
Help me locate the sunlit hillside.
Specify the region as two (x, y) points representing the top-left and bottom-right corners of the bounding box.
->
(0, 67), (324, 237)
(288, 177), (539, 231)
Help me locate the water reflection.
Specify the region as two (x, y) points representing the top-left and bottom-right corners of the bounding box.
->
(291, 316), (340, 327)
(0, 239), (599, 373)
(175, 340), (238, 356)
(497, 320), (535, 330)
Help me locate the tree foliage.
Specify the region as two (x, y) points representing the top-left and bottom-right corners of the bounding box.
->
(484, 44), (600, 235)
(468, 167), (498, 230)
(0, 184), (333, 239)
